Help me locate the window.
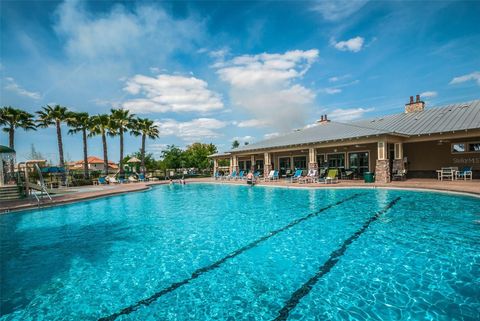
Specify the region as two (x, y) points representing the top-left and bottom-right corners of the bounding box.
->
(468, 142), (480, 152)
(377, 142), (386, 160)
(293, 156), (307, 170)
(317, 154), (326, 166)
(255, 160), (264, 171)
(238, 161), (245, 170)
(279, 157), (291, 176)
(327, 153), (345, 169)
(394, 143), (402, 160)
(451, 143), (465, 153)
(348, 152), (369, 175)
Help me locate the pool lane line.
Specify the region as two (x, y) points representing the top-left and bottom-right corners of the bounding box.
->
(98, 193), (364, 321)
(273, 196), (401, 321)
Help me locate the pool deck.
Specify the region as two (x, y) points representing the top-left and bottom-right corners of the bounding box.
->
(1, 178), (479, 213)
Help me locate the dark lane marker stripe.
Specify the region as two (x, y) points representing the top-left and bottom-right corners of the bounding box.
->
(273, 196), (401, 321)
(98, 193), (363, 321)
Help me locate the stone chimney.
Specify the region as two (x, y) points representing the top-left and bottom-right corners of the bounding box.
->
(405, 94), (425, 113)
(317, 114), (330, 124)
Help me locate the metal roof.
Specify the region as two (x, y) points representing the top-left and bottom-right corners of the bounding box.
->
(353, 100), (480, 135)
(224, 100), (480, 154)
(230, 121), (392, 153)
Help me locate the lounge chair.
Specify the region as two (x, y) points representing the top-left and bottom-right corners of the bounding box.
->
(455, 167), (472, 180)
(138, 174), (147, 182)
(227, 170), (237, 180)
(319, 169), (338, 184)
(128, 176), (138, 183)
(118, 177), (128, 184)
(107, 176), (120, 184)
(264, 170), (275, 181)
(213, 171), (222, 180)
(236, 170), (245, 180)
(98, 177), (108, 185)
(288, 169), (303, 183)
(299, 169), (317, 184)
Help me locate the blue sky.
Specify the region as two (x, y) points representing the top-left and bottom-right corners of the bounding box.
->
(1, 0), (479, 163)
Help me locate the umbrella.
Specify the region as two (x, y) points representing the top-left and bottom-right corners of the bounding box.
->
(127, 157), (141, 163)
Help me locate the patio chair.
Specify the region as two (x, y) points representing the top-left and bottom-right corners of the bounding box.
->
(392, 169), (407, 181)
(98, 177), (108, 185)
(237, 170), (245, 180)
(213, 171), (222, 180)
(138, 173), (147, 182)
(319, 169), (338, 184)
(455, 167), (472, 180)
(128, 175), (138, 183)
(118, 177), (128, 184)
(299, 169), (318, 184)
(288, 169), (303, 183)
(264, 170), (275, 181)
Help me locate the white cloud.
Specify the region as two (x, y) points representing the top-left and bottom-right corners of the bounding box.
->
(4, 77), (41, 100)
(236, 119), (270, 128)
(312, 0), (369, 21)
(420, 91), (438, 98)
(332, 36), (365, 52)
(121, 74), (224, 114)
(449, 71), (480, 86)
(328, 107), (374, 122)
(264, 132), (280, 139)
(328, 74), (350, 82)
(216, 49), (319, 131)
(324, 88), (342, 95)
(54, 0), (204, 60)
(155, 118), (227, 141)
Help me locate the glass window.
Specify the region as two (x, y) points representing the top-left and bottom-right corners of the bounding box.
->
(451, 143), (465, 153)
(468, 142), (480, 152)
(327, 153), (345, 169)
(238, 161), (245, 170)
(279, 157), (291, 176)
(348, 152), (369, 175)
(245, 161), (252, 171)
(255, 160), (264, 171)
(293, 156), (307, 170)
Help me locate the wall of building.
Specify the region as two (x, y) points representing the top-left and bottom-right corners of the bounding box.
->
(404, 137), (480, 178)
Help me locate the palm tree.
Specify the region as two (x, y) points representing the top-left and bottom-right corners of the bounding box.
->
(131, 118), (160, 175)
(110, 108), (135, 176)
(1, 106), (36, 172)
(89, 114), (112, 175)
(0, 106), (36, 150)
(67, 112), (90, 179)
(36, 105), (69, 183)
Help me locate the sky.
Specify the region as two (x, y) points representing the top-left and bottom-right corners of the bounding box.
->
(1, 0), (479, 163)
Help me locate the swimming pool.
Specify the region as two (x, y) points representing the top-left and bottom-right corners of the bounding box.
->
(1, 184), (479, 320)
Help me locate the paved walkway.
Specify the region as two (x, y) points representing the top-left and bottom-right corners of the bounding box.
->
(1, 178), (479, 213)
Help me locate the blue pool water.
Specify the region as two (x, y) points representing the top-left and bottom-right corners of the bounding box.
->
(1, 184), (479, 320)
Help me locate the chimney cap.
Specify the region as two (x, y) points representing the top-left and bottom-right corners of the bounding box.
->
(409, 96), (414, 103)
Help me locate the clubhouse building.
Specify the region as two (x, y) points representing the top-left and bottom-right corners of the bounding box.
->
(210, 96), (480, 182)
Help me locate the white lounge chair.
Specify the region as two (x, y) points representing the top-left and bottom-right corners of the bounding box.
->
(128, 176), (138, 183)
(299, 169), (318, 184)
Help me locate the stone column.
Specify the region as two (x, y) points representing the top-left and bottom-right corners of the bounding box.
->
(264, 152), (272, 177)
(250, 155), (255, 172)
(229, 157), (233, 174)
(375, 141), (390, 183)
(308, 147), (318, 171)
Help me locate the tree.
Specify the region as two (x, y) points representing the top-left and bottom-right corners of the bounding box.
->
(89, 114), (112, 175)
(110, 108), (135, 176)
(67, 112), (90, 178)
(184, 142), (217, 170)
(130, 118), (159, 175)
(231, 140), (240, 149)
(244, 141), (249, 145)
(0, 106), (36, 150)
(36, 105), (69, 183)
(161, 145), (184, 170)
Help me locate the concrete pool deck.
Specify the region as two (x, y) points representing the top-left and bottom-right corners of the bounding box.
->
(1, 178), (479, 213)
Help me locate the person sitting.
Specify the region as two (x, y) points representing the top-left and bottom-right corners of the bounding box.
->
(246, 171), (255, 185)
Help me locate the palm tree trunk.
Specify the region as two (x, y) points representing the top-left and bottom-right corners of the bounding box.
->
(141, 134), (146, 175)
(56, 120), (66, 184)
(119, 129), (124, 177)
(82, 128), (89, 179)
(102, 132), (108, 175)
